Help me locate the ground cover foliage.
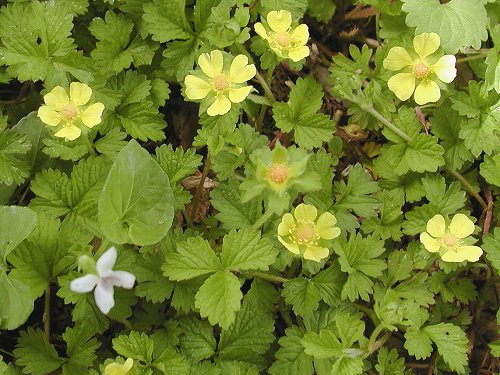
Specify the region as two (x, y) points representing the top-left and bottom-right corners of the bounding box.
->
(0, 0), (499, 374)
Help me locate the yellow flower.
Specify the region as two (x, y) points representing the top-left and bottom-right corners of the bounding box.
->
(420, 214), (483, 263)
(184, 50), (256, 116)
(278, 204), (340, 262)
(104, 358), (133, 375)
(38, 82), (105, 141)
(254, 10), (309, 62)
(383, 33), (456, 105)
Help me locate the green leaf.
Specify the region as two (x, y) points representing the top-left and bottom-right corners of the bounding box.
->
(375, 348), (408, 375)
(423, 323), (468, 374)
(0, 205), (37, 261)
(480, 154), (500, 186)
(268, 327), (314, 375)
(153, 349), (190, 375)
(404, 327), (433, 360)
(311, 265), (346, 307)
(98, 140), (174, 246)
(362, 189), (404, 241)
(133, 247), (174, 303)
(13, 328), (64, 375)
(179, 317), (216, 362)
(143, 0), (192, 42)
(401, 0), (489, 53)
(94, 129), (128, 156)
(0, 271), (34, 330)
(194, 270), (243, 329)
(282, 277), (321, 318)
(220, 228), (278, 271)
(0, 118), (31, 186)
(300, 329), (343, 359)
(273, 76), (334, 149)
(307, 0), (336, 22)
(62, 321), (100, 374)
(156, 144), (202, 184)
(483, 228), (500, 274)
(163, 236), (222, 281)
(113, 331), (154, 364)
(260, 0), (308, 19)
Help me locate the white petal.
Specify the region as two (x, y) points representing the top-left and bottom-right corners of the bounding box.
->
(94, 281), (115, 314)
(97, 247), (117, 276)
(70, 274), (99, 293)
(108, 271), (136, 289)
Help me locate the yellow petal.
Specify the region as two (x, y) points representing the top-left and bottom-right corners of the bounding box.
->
(198, 50), (223, 78)
(278, 213), (295, 236)
(426, 214), (446, 237)
(38, 106), (61, 126)
(457, 246), (483, 262)
(207, 94), (231, 116)
(303, 245), (329, 262)
(318, 226), (340, 240)
(105, 358), (133, 375)
(267, 10), (292, 32)
(383, 47), (413, 71)
(278, 236), (300, 254)
(316, 212), (340, 240)
(55, 125), (81, 141)
(448, 214), (475, 239)
(387, 73), (415, 101)
(44, 86), (69, 110)
(254, 22), (269, 40)
(80, 103), (104, 128)
(69, 82), (92, 106)
(431, 55), (456, 83)
(291, 24), (309, 44)
(229, 55), (256, 83)
(420, 232), (441, 252)
(294, 204), (317, 222)
(288, 45), (310, 62)
(185, 75), (211, 99)
(123, 358), (133, 372)
(413, 32), (440, 59)
(440, 249), (467, 263)
(414, 79), (440, 105)
(228, 86), (252, 103)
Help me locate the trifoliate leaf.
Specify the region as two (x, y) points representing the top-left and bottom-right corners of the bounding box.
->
(202, 2), (250, 48)
(98, 140), (174, 246)
(273, 76), (334, 149)
(113, 331), (154, 364)
(220, 228), (278, 271)
(194, 270), (243, 329)
(282, 277), (321, 318)
(268, 326), (314, 375)
(179, 317), (216, 362)
(163, 236), (222, 281)
(401, 0), (489, 53)
(13, 328), (64, 375)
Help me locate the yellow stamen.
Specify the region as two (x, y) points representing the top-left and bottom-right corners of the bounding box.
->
(267, 164), (288, 184)
(275, 32), (291, 47)
(442, 233), (458, 248)
(213, 74), (230, 91)
(60, 104), (78, 120)
(413, 62), (429, 78)
(294, 223), (317, 243)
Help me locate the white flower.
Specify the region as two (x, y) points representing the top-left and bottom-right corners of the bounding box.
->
(70, 247), (136, 314)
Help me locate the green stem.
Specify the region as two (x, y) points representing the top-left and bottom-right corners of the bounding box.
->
(190, 155), (211, 222)
(254, 70), (276, 104)
(447, 167), (488, 210)
(362, 106), (413, 142)
(456, 53), (488, 64)
(355, 303), (379, 325)
(251, 209), (274, 230)
(83, 135), (96, 156)
(368, 324), (385, 353)
(243, 271), (289, 284)
(286, 257), (301, 279)
(43, 285), (51, 342)
(369, 332), (391, 354)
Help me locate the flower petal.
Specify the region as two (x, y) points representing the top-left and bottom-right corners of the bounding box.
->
(448, 213), (475, 239)
(44, 86), (69, 110)
(294, 204), (317, 222)
(432, 55), (457, 83)
(207, 94), (231, 116)
(80, 102), (104, 128)
(69, 82), (92, 106)
(185, 75), (212, 99)
(291, 24), (309, 44)
(316, 212), (340, 240)
(288, 45), (310, 62)
(94, 281), (115, 314)
(229, 55), (256, 83)
(420, 232), (441, 252)
(254, 22), (269, 40)
(38, 106), (61, 126)
(97, 247), (117, 276)
(198, 50), (223, 78)
(278, 213), (295, 236)
(440, 249), (466, 262)
(414, 79), (440, 105)
(228, 86), (252, 103)
(413, 32), (440, 59)
(387, 73), (415, 101)
(123, 358), (134, 372)
(318, 226), (341, 241)
(426, 214), (446, 237)
(303, 246), (329, 262)
(267, 10), (292, 32)
(70, 274), (99, 293)
(108, 270), (136, 289)
(383, 47), (413, 71)
(54, 125), (81, 141)
(278, 235), (300, 254)
(457, 246), (483, 262)
(105, 360), (133, 375)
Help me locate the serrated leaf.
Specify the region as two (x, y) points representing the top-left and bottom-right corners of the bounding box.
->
(268, 326), (314, 375)
(62, 321), (99, 374)
(0, 121), (31, 186)
(143, 0), (192, 43)
(300, 329), (343, 359)
(483, 228), (500, 274)
(179, 317), (216, 362)
(424, 323), (468, 374)
(113, 331), (154, 364)
(375, 348), (407, 375)
(156, 144), (202, 184)
(404, 327), (433, 360)
(282, 277), (321, 318)
(195, 270), (243, 329)
(480, 154), (500, 186)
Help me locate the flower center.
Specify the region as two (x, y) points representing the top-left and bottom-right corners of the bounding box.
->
(60, 104), (78, 120)
(442, 233), (458, 248)
(213, 74), (230, 91)
(267, 164), (289, 184)
(275, 32), (291, 47)
(293, 223), (317, 243)
(413, 62), (429, 78)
